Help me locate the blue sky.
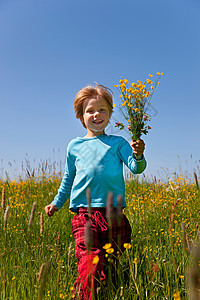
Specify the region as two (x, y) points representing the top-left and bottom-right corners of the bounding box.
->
(0, 0), (200, 181)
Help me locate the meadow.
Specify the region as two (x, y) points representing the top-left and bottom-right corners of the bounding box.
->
(0, 167), (200, 299)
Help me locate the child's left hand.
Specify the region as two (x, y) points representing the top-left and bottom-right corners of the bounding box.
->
(130, 140), (145, 156)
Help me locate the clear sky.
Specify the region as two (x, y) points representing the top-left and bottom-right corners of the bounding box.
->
(0, 0), (200, 181)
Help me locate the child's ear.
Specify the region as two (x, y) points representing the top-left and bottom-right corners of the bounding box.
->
(80, 116), (86, 128)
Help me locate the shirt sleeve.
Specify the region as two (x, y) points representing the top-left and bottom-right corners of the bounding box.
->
(50, 147), (76, 210)
(117, 138), (147, 174)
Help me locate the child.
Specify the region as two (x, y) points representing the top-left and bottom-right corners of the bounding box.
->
(45, 84), (146, 299)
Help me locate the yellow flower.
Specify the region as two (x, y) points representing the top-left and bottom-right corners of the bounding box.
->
(106, 248), (114, 254)
(158, 82), (160, 84)
(161, 72), (164, 75)
(124, 79), (129, 84)
(179, 275), (184, 279)
(122, 101), (127, 106)
(134, 108), (140, 112)
(113, 104), (116, 108)
(120, 79), (123, 84)
(92, 255), (99, 264)
(148, 126), (151, 129)
(127, 102), (131, 107)
(133, 257), (138, 264)
(149, 74), (153, 77)
(103, 243), (112, 250)
(59, 294), (65, 299)
(173, 291), (180, 300)
(12, 277), (16, 280)
(119, 95), (123, 98)
(151, 86), (154, 90)
(124, 243), (132, 249)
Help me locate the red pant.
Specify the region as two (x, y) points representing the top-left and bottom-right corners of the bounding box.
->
(71, 207), (131, 299)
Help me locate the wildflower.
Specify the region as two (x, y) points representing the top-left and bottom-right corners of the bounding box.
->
(114, 72), (163, 140)
(179, 275), (184, 279)
(59, 294), (65, 299)
(113, 104), (116, 108)
(173, 291), (180, 300)
(92, 255), (99, 264)
(148, 126), (151, 129)
(124, 243), (132, 249)
(12, 277), (16, 280)
(103, 243), (112, 250)
(106, 248), (114, 254)
(133, 257), (138, 264)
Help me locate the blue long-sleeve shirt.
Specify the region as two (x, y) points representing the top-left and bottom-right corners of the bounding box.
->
(51, 134), (147, 212)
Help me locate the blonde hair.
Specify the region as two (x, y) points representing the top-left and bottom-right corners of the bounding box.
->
(74, 84), (113, 128)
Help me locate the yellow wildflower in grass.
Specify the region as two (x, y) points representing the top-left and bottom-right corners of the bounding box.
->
(59, 294), (65, 299)
(124, 243), (132, 249)
(133, 257), (138, 264)
(173, 291), (180, 300)
(92, 255), (99, 264)
(113, 104), (116, 108)
(106, 248), (114, 254)
(134, 108), (140, 112)
(124, 79), (129, 84)
(157, 72), (160, 75)
(149, 74), (153, 77)
(103, 243), (112, 250)
(122, 101), (127, 106)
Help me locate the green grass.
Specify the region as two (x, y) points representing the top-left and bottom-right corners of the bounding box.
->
(0, 172), (200, 299)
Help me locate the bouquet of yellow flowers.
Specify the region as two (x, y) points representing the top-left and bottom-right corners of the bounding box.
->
(114, 72), (163, 141)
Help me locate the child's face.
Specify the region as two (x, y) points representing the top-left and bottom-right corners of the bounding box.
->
(82, 97), (110, 137)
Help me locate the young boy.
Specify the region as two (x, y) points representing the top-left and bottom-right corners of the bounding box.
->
(45, 84), (146, 299)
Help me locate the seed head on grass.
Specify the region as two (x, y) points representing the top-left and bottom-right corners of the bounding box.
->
(84, 187), (93, 252)
(28, 201), (37, 229)
(186, 242), (200, 300)
(194, 171), (199, 190)
(40, 212), (44, 234)
(84, 219), (93, 252)
(106, 192), (114, 226)
(1, 187), (6, 212)
(37, 260), (51, 300)
(4, 205), (10, 228)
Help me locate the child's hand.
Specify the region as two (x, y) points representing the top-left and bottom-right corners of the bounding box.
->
(130, 140), (145, 156)
(45, 204), (58, 217)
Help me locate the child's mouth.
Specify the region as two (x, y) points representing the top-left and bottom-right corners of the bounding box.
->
(93, 120), (103, 124)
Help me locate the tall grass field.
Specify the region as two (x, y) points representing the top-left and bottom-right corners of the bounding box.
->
(1, 168), (200, 299)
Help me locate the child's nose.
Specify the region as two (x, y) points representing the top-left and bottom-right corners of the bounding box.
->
(94, 111), (100, 117)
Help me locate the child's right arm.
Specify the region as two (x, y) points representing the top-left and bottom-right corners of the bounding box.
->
(44, 141), (76, 215)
